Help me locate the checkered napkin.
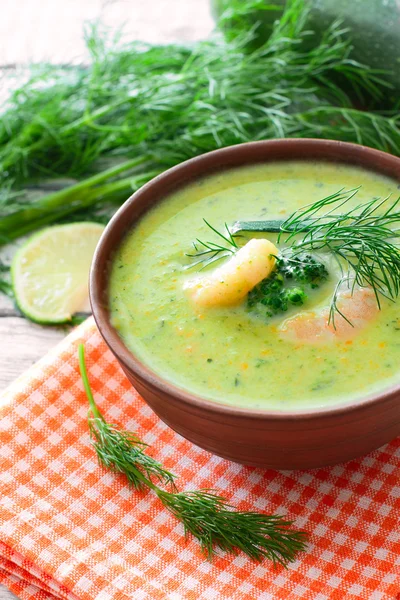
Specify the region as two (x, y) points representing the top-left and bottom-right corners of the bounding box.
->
(0, 318), (399, 600)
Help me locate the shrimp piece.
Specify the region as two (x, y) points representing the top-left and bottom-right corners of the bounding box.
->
(185, 238), (278, 307)
(279, 287), (378, 344)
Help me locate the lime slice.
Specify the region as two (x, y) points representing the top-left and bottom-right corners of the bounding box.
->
(12, 222), (105, 324)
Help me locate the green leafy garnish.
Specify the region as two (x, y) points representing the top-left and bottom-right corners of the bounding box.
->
(185, 219), (238, 270)
(248, 272), (307, 316)
(248, 254), (328, 317)
(191, 188), (400, 325)
(78, 343), (308, 564)
(281, 189), (400, 325)
(234, 189), (400, 324)
(278, 254), (329, 289)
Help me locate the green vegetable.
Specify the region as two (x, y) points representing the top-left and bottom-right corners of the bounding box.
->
(235, 188), (400, 325)
(212, 0), (400, 105)
(247, 272), (302, 316)
(276, 254), (329, 288)
(1, 0), (399, 246)
(78, 343), (308, 564)
(247, 254), (328, 317)
(286, 287), (307, 306)
(190, 186), (400, 325)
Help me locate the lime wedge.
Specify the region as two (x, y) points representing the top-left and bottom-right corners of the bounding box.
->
(12, 222), (105, 324)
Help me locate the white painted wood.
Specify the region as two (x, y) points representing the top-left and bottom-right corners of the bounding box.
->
(0, 316), (67, 391)
(0, 590), (18, 600)
(0, 0), (213, 65)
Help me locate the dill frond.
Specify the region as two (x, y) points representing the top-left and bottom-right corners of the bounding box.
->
(228, 189), (400, 324)
(78, 344), (308, 564)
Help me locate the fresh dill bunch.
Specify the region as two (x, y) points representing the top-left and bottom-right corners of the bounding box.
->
(1, 0), (399, 252)
(290, 107), (400, 156)
(0, 0), (388, 186)
(78, 344), (308, 564)
(0, 39), (191, 185)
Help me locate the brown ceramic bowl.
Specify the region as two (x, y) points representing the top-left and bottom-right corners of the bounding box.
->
(90, 139), (400, 470)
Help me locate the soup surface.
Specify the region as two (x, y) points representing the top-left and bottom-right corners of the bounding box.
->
(109, 161), (400, 410)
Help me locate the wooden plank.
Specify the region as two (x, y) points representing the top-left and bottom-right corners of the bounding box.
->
(0, 316), (67, 391)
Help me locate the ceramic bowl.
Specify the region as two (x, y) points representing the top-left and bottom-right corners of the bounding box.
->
(90, 139), (400, 469)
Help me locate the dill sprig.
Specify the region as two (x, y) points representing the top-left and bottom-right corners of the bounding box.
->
(156, 488), (305, 563)
(79, 344), (175, 491)
(232, 188), (400, 324)
(185, 219), (238, 270)
(78, 344), (307, 564)
(278, 189), (400, 323)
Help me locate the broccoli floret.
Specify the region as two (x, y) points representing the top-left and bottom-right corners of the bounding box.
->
(278, 254), (329, 288)
(247, 252), (327, 318)
(284, 287), (307, 306)
(248, 274), (307, 317)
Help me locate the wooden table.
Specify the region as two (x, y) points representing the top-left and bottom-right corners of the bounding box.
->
(0, 2), (213, 597)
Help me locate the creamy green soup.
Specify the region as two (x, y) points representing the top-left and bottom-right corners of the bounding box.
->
(109, 161), (400, 410)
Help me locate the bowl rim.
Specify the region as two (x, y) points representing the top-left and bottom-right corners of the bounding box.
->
(90, 138), (400, 422)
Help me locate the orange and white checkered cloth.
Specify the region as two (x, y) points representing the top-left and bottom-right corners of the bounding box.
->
(0, 318), (399, 600)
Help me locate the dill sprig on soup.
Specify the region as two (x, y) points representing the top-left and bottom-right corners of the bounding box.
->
(109, 161), (400, 410)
